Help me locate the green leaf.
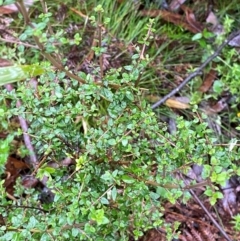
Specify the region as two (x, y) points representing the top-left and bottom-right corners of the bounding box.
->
(215, 191), (223, 199)
(214, 166), (222, 174)
(89, 209), (109, 225)
(43, 166), (56, 174)
(100, 197), (109, 205)
(108, 139), (116, 145)
(3, 0), (16, 5)
(124, 65), (133, 71)
(150, 191), (160, 200)
(71, 228), (79, 237)
(192, 33), (202, 41)
(111, 187), (117, 201)
(55, 90), (63, 98)
(122, 175), (135, 184)
(121, 138), (128, 146)
(27, 216), (38, 229)
(41, 233), (50, 241)
(131, 54), (139, 59)
(125, 91), (134, 101)
(0, 65), (45, 86)
(213, 80), (223, 94)
(76, 155), (87, 171)
(204, 188), (212, 197)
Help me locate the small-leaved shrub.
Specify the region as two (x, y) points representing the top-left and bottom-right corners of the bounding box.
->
(0, 2), (240, 241)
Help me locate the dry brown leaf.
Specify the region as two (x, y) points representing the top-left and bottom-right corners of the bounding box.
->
(181, 5), (203, 33)
(0, 214), (5, 225)
(206, 11), (219, 29)
(70, 7), (88, 20)
(21, 175), (39, 188)
(4, 156), (29, 195)
(0, 6), (17, 14)
(169, 0), (187, 11)
(165, 97), (190, 109)
(140, 9), (203, 33)
(203, 97), (229, 115)
(206, 11), (224, 35)
(229, 34), (240, 47)
(0, 58), (12, 67)
(199, 69), (217, 93)
(0, 0), (33, 14)
(209, 98), (228, 113)
(146, 95), (190, 109)
(138, 228), (165, 241)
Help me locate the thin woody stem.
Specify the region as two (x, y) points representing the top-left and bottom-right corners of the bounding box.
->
(151, 30), (240, 109)
(15, 0), (86, 85)
(5, 84), (38, 168)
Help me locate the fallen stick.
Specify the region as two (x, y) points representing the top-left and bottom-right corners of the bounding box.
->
(151, 30), (240, 109)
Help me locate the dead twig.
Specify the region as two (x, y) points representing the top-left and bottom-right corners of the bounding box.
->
(0, 37), (39, 49)
(151, 30), (240, 109)
(5, 84), (38, 168)
(188, 186), (232, 241)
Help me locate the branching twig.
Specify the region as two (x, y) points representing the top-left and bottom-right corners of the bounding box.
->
(189, 189), (232, 241)
(97, 11), (104, 79)
(5, 84), (38, 168)
(151, 30), (240, 109)
(181, 173), (232, 241)
(15, 0), (86, 85)
(134, 20), (155, 87)
(0, 204), (49, 213)
(14, 1), (123, 90)
(139, 20), (154, 60)
(39, 0), (62, 63)
(0, 37), (39, 48)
